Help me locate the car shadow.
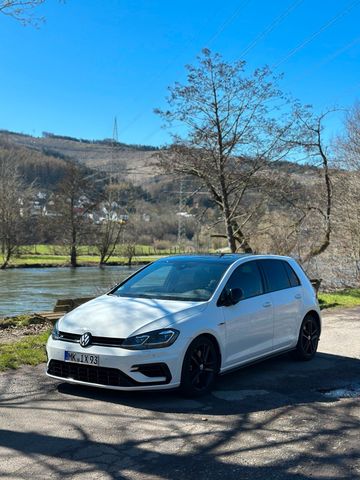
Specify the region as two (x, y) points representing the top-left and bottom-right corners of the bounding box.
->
(1, 352), (359, 479)
(56, 351), (360, 416)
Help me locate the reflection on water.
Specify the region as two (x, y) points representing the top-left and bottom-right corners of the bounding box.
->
(0, 266), (140, 317)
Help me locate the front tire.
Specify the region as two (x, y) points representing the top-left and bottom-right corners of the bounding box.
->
(293, 314), (320, 361)
(180, 336), (219, 397)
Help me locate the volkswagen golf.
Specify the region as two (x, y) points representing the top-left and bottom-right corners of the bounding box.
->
(46, 254), (321, 396)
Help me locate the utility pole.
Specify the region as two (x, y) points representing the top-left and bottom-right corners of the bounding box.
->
(113, 116), (118, 143)
(109, 116), (119, 185)
(177, 178), (186, 250)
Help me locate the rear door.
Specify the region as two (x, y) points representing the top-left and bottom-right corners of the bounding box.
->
(220, 260), (274, 367)
(258, 259), (303, 350)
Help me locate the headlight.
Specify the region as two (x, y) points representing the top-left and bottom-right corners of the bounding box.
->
(51, 320), (61, 340)
(121, 328), (179, 350)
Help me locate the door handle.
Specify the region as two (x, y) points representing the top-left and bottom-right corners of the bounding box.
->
(263, 302), (272, 308)
(295, 294), (302, 299)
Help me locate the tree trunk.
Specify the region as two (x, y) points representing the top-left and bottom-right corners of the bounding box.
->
(70, 244), (77, 267)
(0, 243), (11, 269)
(231, 220), (253, 253)
(221, 198), (253, 253)
(224, 217), (237, 253)
(220, 176), (238, 253)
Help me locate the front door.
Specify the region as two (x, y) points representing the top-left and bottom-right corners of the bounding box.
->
(220, 261), (274, 367)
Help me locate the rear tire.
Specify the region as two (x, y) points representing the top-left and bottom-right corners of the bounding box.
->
(180, 336), (219, 397)
(292, 314), (320, 361)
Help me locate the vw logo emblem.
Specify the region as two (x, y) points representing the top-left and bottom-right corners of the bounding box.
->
(80, 332), (92, 348)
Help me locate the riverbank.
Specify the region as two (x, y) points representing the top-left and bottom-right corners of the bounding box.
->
(0, 265), (141, 317)
(2, 255), (159, 269)
(0, 243), (179, 269)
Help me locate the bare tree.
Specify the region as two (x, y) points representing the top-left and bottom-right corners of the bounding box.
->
(94, 188), (125, 265)
(155, 49), (301, 253)
(287, 110), (335, 262)
(0, 1), (65, 26)
(0, 0), (45, 26)
(122, 241), (136, 267)
(334, 103), (360, 280)
(55, 163), (97, 267)
(336, 102), (360, 169)
(333, 171), (360, 281)
(0, 150), (33, 268)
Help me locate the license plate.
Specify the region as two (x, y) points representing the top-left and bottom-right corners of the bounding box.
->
(64, 351), (100, 366)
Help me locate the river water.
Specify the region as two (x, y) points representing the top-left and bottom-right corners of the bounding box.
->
(0, 266), (140, 317)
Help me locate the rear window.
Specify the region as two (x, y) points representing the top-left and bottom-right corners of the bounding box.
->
(259, 259), (291, 292)
(283, 261), (301, 287)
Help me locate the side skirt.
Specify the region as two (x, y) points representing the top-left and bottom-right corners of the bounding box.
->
(219, 347), (296, 376)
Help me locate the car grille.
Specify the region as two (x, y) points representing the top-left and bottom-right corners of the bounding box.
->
(48, 360), (136, 387)
(58, 331), (125, 347)
(47, 360), (171, 387)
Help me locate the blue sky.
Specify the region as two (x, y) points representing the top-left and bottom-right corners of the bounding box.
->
(0, 0), (359, 146)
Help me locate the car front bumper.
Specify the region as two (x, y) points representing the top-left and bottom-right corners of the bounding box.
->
(46, 336), (183, 391)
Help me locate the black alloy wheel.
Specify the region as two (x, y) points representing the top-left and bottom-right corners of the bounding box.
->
(294, 314), (320, 360)
(180, 336), (219, 397)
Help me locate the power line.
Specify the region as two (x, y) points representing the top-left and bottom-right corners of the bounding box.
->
(206, 0), (252, 47)
(239, 0), (304, 58)
(135, 1), (360, 146)
(295, 35), (360, 81)
(136, 1), (307, 145)
(273, 0), (360, 68)
(119, 1), (252, 138)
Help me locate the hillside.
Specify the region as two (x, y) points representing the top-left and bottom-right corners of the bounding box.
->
(0, 130), (158, 183)
(0, 130), (321, 187)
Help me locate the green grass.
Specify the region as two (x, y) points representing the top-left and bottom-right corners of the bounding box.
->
(9, 254), (162, 266)
(0, 330), (50, 371)
(0, 314), (46, 329)
(318, 289), (360, 310)
(19, 244), (175, 256)
(4, 243), (195, 267)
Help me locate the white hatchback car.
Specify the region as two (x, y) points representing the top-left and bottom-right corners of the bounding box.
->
(46, 254), (321, 396)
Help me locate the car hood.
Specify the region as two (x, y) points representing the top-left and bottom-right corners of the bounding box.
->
(58, 294), (207, 338)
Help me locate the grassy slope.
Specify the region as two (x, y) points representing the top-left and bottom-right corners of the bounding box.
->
(318, 289), (360, 310)
(11, 254), (160, 266)
(5, 244), (166, 266)
(20, 244), (170, 255)
(0, 330), (49, 371)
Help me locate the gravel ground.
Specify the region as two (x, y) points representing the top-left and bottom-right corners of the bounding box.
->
(0, 307), (359, 480)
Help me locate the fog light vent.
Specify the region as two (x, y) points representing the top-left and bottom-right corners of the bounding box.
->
(131, 363), (171, 382)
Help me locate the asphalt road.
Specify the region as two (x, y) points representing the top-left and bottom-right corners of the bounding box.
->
(0, 307), (359, 480)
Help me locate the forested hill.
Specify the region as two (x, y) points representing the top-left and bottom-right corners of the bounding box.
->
(0, 130), (158, 186)
(0, 129), (320, 192)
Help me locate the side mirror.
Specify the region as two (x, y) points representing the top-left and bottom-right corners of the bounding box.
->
(229, 288), (243, 305)
(218, 287), (243, 307)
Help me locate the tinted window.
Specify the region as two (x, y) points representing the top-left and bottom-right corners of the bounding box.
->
(224, 261), (264, 300)
(283, 261), (301, 287)
(259, 259), (291, 292)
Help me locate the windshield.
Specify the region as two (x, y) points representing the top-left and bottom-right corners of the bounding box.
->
(111, 259), (231, 301)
